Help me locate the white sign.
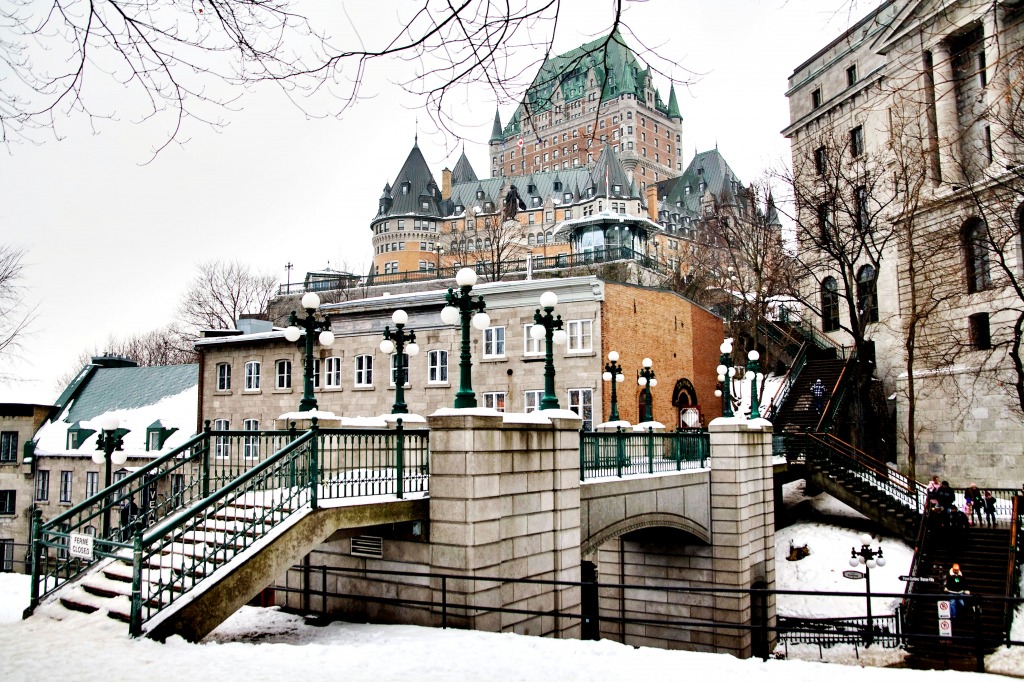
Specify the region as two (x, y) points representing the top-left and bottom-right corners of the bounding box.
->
(937, 600), (951, 618)
(938, 617), (953, 638)
(69, 533), (94, 560)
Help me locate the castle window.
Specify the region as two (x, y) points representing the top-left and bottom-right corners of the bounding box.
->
(969, 313), (991, 350)
(856, 265), (879, 323)
(964, 218), (991, 292)
(812, 88), (822, 109)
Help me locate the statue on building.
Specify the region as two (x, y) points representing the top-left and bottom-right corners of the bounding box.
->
(502, 185), (527, 222)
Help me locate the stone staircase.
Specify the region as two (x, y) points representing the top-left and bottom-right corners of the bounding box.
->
(902, 525), (1014, 671)
(773, 358), (846, 433)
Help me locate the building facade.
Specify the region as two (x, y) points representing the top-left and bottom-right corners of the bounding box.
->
(785, 0), (1024, 485)
(0, 403), (51, 571)
(197, 277), (723, 432)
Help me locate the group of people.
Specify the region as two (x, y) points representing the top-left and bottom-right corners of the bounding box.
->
(925, 477), (998, 528)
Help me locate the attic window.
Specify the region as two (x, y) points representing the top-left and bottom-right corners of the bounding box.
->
(532, 196), (541, 207)
(146, 422), (179, 452)
(685, 186), (691, 195)
(612, 184), (621, 195)
(696, 168), (703, 176)
(554, 181), (562, 192)
(66, 422), (96, 450)
(402, 182), (410, 195)
(421, 201), (430, 211)
(476, 190), (484, 199)
(587, 187), (595, 198)
(528, 183), (536, 193)
(484, 202), (494, 212)
(564, 192), (572, 202)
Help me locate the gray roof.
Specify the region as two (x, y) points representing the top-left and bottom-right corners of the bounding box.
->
(589, 144), (640, 202)
(375, 143), (442, 220)
(660, 149), (742, 215)
(63, 364), (198, 423)
(451, 151), (478, 185)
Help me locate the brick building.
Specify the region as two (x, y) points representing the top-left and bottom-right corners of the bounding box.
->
(196, 276), (722, 432)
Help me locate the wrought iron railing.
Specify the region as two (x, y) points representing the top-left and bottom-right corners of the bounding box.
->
(763, 342), (809, 423)
(579, 429), (709, 481)
(777, 614), (901, 649)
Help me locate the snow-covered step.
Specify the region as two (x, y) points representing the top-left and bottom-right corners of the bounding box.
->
(82, 572), (133, 599)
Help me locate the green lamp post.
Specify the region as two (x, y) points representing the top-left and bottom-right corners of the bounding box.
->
(380, 309), (419, 414)
(602, 351), (624, 422)
(716, 339), (735, 418)
(284, 292), (335, 412)
(440, 268), (489, 408)
(849, 533), (886, 646)
(747, 349), (762, 419)
(92, 416), (128, 540)
(531, 291), (567, 410)
(637, 358), (657, 422)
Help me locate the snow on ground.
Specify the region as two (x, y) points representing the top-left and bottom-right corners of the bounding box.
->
(0, 572), (1007, 682)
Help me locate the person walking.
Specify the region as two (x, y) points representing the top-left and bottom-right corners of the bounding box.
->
(984, 490), (997, 528)
(944, 564), (970, 620)
(810, 379), (826, 413)
(967, 484), (984, 526)
(936, 481), (956, 514)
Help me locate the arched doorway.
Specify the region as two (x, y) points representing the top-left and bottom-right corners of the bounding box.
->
(672, 378), (701, 429)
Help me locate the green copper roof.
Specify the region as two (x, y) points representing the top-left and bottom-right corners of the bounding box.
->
(667, 84), (681, 120)
(63, 364), (198, 423)
(501, 31), (669, 137)
(489, 108), (503, 143)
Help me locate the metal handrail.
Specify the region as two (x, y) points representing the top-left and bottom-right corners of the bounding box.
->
(579, 429), (709, 481)
(814, 354), (856, 432)
(812, 432), (927, 506)
(763, 342), (809, 422)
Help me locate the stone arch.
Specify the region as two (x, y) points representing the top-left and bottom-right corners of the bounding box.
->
(671, 378), (698, 408)
(581, 512), (710, 559)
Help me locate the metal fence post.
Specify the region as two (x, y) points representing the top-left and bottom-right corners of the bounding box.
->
(616, 427), (624, 478)
(647, 427), (654, 475)
(396, 418), (405, 500)
(202, 422), (212, 499)
(309, 420), (320, 510)
(26, 508), (42, 613)
(129, 530), (143, 637)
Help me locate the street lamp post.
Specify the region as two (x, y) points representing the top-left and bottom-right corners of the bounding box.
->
(747, 349), (762, 419)
(436, 245), (444, 278)
(92, 416), (128, 540)
(440, 268), (489, 408)
(637, 358), (657, 422)
(849, 533), (886, 646)
(531, 291), (567, 410)
(284, 292), (336, 412)
(602, 351), (625, 422)
(716, 339), (735, 418)
(380, 309), (420, 414)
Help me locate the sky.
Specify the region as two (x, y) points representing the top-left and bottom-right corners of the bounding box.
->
(3, 485), (1022, 680)
(0, 0), (871, 404)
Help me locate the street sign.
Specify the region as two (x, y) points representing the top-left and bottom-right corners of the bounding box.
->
(937, 600), (952, 618)
(842, 570), (865, 580)
(69, 533), (93, 560)
(938, 617), (953, 638)
(899, 575), (935, 583)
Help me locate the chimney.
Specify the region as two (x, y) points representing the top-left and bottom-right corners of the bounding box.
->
(442, 168), (452, 200)
(646, 184), (659, 222)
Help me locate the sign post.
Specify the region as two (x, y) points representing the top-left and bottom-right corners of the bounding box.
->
(937, 599), (953, 638)
(843, 570), (865, 580)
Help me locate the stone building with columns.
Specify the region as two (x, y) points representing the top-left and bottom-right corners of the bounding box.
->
(785, 0), (1024, 485)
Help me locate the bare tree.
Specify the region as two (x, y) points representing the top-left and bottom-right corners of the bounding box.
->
(177, 259), (276, 331)
(55, 325), (198, 389)
(2, 0), (689, 156)
(0, 244), (34, 380)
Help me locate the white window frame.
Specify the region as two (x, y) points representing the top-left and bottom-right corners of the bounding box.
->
(59, 470), (73, 504)
(213, 419), (231, 459)
(523, 324), (543, 356)
(276, 359), (292, 389)
(325, 356), (343, 388)
(390, 353), (410, 387)
(427, 350), (448, 384)
(312, 358), (321, 388)
(568, 388), (594, 430)
(566, 320), (593, 353)
(483, 392), (506, 412)
(216, 363), (231, 391)
(85, 471), (99, 499)
(524, 390), (544, 413)
(354, 355), (373, 387)
(483, 326), (506, 358)
(35, 470), (49, 502)
(244, 361), (261, 391)
(243, 419), (260, 460)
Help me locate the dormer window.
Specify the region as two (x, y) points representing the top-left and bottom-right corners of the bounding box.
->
(685, 186), (691, 195)
(696, 168), (703, 176)
(528, 183), (536, 194)
(421, 201), (430, 211)
(402, 182), (411, 195)
(484, 202), (494, 212)
(699, 182), (706, 192)
(532, 196), (541, 207)
(587, 187), (595, 198)
(476, 190), (484, 199)
(554, 181), (562, 192)
(564, 192), (572, 202)
(612, 184), (621, 195)
(146, 420), (179, 452)
(66, 422), (96, 450)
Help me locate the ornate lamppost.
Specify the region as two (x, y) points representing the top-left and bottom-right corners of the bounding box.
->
(602, 351), (625, 422)
(284, 292), (336, 412)
(530, 291), (567, 409)
(440, 268), (490, 408)
(637, 358), (657, 422)
(380, 309), (420, 414)
(716, 339), (735, 418)
(747, 349), (762, 419)
(436, 245), (444, 278)
(92, 415), (128, 540)
(849, 533), (886, 646)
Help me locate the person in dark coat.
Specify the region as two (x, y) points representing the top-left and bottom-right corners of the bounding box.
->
(966, 484), (984, 526)
(983, 490), (997, 528)
(935, 481), (956, 513)
(949, 507), (970, 558)
(944, 564), (970, 619)
(810, 379), (826, 413)
(119, 498), (140, 542)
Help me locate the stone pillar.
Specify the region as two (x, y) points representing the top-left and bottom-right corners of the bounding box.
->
(932, 40), (963, 185)
(985, 7), (1010, 167)
(708, 418), (776, 658)
(427, 412), (582, 638)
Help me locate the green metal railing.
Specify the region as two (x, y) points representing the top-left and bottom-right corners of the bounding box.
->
(29, 421), (429, 632)
(579, 429), (709, 481)
(763, 342), (809, 423)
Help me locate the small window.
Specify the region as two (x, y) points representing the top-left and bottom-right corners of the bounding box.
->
(483, 392), (506, 412)
(354, 355), (373, 387)
(856, 265), (879, 324)
(850, 125), (864, 157)
(325, 356), (342, 388)
(568, 388), (594, 431)
(243, 419), (260, 460)
(524, 324), (543, 356)
(60, 471), (73, 504)
(213, 419), (230, 459)
(969, 313), (991, 350)
(812, 88), (822, 109)
(390, 353), (410, 387)
(524, 390), (544, 413)
(566, 320), (593, 353)
(0, 490), (15, 515)
(312, 358), (321, 388)
(822, 277), (840, 332)
(428, 350), (448, 384)
(0, 432), (17, 463)
(964, 218), (991, 293)
(85, 472), (99, 499)
(483, 327), (506, 358)
(814, 146), (827, 175)
(147, 431), (161, 451)
(216, 363), (231, 391)
(276, 359), (292, 390)
(244, 361), (261, 391)
(35, 470), (49, 502)
(846, 64), (858, 87)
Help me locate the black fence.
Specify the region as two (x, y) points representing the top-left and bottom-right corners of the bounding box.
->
(270, 563), (1024, 667)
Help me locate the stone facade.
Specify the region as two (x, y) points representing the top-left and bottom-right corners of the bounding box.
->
(0, 403), (51, 571)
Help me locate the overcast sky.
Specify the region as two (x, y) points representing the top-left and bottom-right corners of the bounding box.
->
(0, 0), (866, 404)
